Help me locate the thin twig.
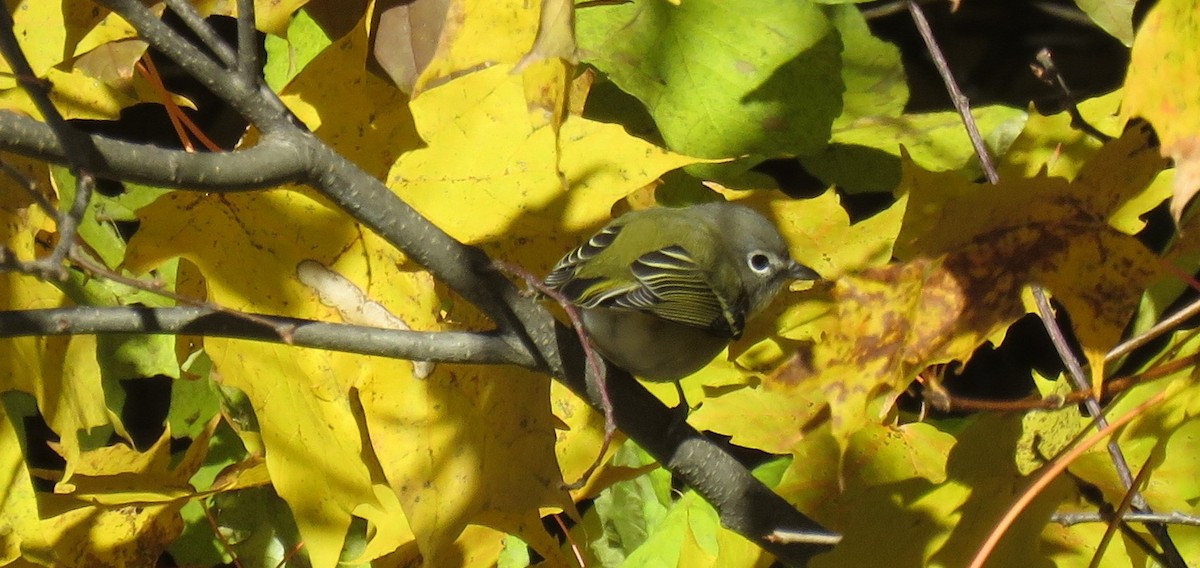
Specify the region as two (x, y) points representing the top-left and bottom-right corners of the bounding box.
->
(1052, 510), (1200, 528)
(767, 529), (844, 546)
(552, 513), (586, 567)
(906, 0), (998, 184)
(274, 541), (305, 568)
(1106, 294), (1200, 363)
(1091, 453), (1161, 568)
(1031, 49), (1112, 143)
(1032, 289), (1095, 399)
(236, 0), (260, 81)
(162, 0), (238, 68)
(968, 389), (1170, 568)
(136, 57), (194, 151)
(136, 55), (225, 152)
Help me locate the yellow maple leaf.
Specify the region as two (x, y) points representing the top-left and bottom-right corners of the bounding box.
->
(0, 154), (117, 491)
(1122, 0), (1200, 221)
(277, 5), (418, 179)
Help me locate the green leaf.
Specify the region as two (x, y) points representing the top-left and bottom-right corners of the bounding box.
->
(498, 534), (532, 568)
(800, 106), (1027, 193)
(51, 165), (125, 269)
(827, 3), (906, 124)
(1074, 0), (1135, 45)
(91, 181), (172, 223)
(577, 0), (843, 177)
(264, 8), (334, 92)
(209, 487), (308, 567)
(167, 353), (221, 440)
(623, 492), (701, 567)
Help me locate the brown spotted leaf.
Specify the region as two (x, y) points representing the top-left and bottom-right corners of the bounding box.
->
(764, 258), (966, 449)
(895, 125), (1165, 395)
(760, 126), (1164, 457)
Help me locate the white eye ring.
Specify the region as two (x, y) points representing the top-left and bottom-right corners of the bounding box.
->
(748, 252), (772, 274)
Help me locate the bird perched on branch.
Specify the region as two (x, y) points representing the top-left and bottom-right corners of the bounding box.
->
(544, 201), (821, 386)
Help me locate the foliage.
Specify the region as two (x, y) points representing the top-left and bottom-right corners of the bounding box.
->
(0, 0), (1198, 567)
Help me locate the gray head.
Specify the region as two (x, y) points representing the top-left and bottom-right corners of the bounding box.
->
(700, 203), (821, 314)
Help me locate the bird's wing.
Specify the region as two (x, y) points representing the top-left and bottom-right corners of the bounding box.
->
(618, 245), (745, 338)
(544, 224), (644, 307)
(544, 227), (745, 338)
(543, 224), (621, 290)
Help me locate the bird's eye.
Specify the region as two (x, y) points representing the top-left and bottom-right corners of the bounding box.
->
(748, 252), (772, 274)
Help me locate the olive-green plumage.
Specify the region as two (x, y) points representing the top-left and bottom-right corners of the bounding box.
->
(544, 202), (820, 381)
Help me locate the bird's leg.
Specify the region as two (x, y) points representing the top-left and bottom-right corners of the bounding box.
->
(668, 379), (691, 433)
(673, 380), (690, 410)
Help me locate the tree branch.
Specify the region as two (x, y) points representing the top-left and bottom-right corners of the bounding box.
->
(1052, 510), (1200, 528)
(162, 0), (238, 68)
(0, 111), (308, 190)
(0, 306), (531, 366)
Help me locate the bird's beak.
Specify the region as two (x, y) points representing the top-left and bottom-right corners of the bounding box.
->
(786, 260), (821, 281)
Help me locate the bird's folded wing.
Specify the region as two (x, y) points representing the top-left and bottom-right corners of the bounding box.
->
(623, 246), (743, 338)
(543, 224), (621, 290)
(545, 234), (744, 337)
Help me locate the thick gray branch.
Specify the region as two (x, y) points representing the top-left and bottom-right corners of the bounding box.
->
(0, 112), (308, 190)
(0, 306), (530, 366)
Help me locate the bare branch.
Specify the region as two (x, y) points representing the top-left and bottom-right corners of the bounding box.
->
(1106, 294), (1200, 363)
(906, 0), (998, 184)
(1052, 510), (1200, 528)
(162, 0), (238, 68)
(236, 0), (260, 80)
(0, 111), (308, 190)
(0, 306), (531, 366)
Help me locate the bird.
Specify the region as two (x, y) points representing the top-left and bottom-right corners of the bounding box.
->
(543, 201), (821, 386)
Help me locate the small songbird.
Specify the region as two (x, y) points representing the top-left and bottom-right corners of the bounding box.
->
(543, 201), (821, 383)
